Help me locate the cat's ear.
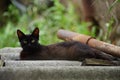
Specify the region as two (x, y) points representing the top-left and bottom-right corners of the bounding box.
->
(17, 30), (25, 40)
(32, 27), (39, 39)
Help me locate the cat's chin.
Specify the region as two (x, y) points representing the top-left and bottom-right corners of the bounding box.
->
(22, 46), (40, 52)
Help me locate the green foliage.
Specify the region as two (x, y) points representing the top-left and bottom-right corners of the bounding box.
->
(3, 5), (20, 23)
(0, 22), (19, 47)
(0, 0), (91, 48)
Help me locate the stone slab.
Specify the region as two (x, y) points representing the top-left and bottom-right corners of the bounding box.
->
(4, 60), (82, 67)
(0, 47), (21, 60)
(0, 66), (120, 80)
(0, 47), (120, 80)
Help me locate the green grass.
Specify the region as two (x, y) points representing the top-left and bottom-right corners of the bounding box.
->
(0, 0), (92, 48)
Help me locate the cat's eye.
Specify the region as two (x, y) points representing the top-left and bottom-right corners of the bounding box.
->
(23, 40), (27, 44)
(31, 39), (35, 43)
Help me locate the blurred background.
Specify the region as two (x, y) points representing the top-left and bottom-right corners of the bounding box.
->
(0, 0), (120, 48)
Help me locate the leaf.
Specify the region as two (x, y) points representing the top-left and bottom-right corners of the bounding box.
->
(118, 0), (120, 2)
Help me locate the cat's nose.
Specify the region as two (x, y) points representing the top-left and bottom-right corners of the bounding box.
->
(28, 43), (31, 46)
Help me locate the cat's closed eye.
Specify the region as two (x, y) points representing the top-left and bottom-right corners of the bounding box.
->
(31, 39), (35, 43)
(23, 40), (27, 44)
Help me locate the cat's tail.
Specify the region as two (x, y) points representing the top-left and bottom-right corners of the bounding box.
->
(91, 48), (120, 61)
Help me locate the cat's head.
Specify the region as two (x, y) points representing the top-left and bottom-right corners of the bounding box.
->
(17, 28), (40, 50)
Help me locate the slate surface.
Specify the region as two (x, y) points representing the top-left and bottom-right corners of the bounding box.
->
(0, 47), (120, 80)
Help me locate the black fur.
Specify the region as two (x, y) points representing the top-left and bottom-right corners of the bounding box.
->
(17, 28), (116, 60)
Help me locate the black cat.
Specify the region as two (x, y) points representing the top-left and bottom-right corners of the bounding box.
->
(17, 28), (115, 60)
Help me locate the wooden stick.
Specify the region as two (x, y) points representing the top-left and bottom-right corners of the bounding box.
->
(57, 29), (120, 57)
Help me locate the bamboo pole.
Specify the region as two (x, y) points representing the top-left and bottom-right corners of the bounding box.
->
(57, 29), (120, 57)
